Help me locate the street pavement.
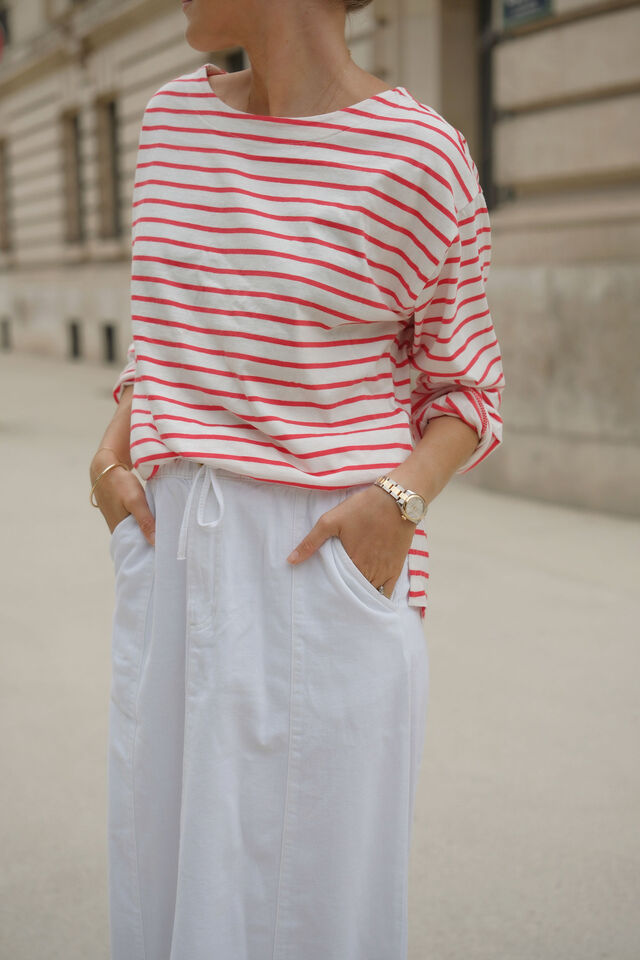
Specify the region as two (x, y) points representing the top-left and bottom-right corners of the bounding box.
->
(1, 351), (639, 960)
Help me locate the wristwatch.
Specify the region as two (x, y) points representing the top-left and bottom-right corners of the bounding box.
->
(374, 475), (428, 524)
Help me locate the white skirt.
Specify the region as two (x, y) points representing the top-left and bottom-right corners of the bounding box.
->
(107, 458), (429, 960)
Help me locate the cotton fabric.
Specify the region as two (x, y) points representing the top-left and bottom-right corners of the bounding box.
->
(112, 61), (506, 620)
(107, 458), (429, 960)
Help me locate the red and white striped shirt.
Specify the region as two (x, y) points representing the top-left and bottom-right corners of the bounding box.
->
(113, 61), (506, 621)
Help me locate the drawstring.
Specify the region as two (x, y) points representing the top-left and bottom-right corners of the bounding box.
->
(176, 463), (225, 561)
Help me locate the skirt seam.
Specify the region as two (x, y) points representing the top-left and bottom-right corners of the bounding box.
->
(130, 560), (155, 960)
(271, 490), (298, 960)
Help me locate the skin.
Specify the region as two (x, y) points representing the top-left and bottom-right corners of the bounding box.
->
(90, 0), (481, 596)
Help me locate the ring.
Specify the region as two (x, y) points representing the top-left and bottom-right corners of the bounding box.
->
(377, 584), (385, 594)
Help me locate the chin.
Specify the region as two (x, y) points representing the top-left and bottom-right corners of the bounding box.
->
(182, 2), (237, 50)
(184, 30), (212, 53)
(185, 24), (237, 52)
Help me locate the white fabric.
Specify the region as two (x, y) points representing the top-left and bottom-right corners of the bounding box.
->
(107, 459), (429, 959)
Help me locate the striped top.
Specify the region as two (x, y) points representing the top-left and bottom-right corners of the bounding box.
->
(113, 61), (506, 621)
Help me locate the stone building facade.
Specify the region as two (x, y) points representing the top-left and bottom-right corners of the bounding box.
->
(0, 0), (638, 514)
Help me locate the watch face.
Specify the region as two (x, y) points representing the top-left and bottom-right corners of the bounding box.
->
(404, 494), (425, 522)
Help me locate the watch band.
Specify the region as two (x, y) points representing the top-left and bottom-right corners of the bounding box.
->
(374, 474), (428, 523)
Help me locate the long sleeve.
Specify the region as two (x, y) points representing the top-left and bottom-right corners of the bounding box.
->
(408, 188), (505, 474)
(112, 90), (148, 407)
(112, 339), (136, 404)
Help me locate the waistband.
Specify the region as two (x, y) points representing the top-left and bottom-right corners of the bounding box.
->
(151, 458), (265, 482)
(148, 459), (367, 562)
(148, 457), (370, 494)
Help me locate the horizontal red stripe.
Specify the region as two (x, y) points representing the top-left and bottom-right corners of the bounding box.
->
(131, 250), (407, 313)
(139, 122), (460, 225)
(135, 352), (400, 393)
(175, 72), (464, 160)
(133, 176), (440, 269)
(129, 268), (408, 329)
(135, 373), (401, 410)
(132, 447), (422, 479)
(133, 391), (407, 429)
(141, 429), (412, 461)
(134, 333), (398, 371)
(133, 229), (418, 303)
(132, 204), (430, 287)
(133, 164), (444, 256)
(130, 310), (400, 350)
(141, 413), (407, 441)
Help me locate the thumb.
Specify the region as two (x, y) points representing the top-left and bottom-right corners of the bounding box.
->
(286, 515), (336, 564)
(132, 503), (156, 547)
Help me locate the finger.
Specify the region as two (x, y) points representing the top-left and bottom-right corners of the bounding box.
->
(133, 511), (155, 546)
(376, 574), (398, 599)
(286, 514), (335, 564)
(130, 496), (156, 547)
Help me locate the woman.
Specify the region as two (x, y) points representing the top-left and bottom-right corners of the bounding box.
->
(89, 0), (505, 957)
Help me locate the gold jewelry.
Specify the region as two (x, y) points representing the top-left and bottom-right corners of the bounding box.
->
(90, 461), (130, 508)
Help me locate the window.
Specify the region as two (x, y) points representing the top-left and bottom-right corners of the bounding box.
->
(68, 319), (82, 359)
(95, 95), (122, 239)
(103, 322), (116, 363)
(0, 138), (11, 252)
(479, 0), (496, 209)
(61, 109), (85, 243)
(0, 317), (10, 351)
(0, 4), (10, 50)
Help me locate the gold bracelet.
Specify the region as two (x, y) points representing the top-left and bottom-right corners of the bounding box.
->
(90, 461), (130, 508)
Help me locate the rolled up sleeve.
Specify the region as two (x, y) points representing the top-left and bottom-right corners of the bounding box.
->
(112, 340), (136, 404)
(408, 189), (505, 474)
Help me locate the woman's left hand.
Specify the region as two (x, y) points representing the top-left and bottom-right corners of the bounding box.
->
(286, 484), (416, 597)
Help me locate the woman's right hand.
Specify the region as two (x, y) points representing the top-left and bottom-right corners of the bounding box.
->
(90, 450), (156, 546)
(90, 448), (156, 546)
(90, 384), (156, 545)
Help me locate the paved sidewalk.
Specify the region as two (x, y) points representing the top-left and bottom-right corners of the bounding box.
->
(1, 351), (639, 960)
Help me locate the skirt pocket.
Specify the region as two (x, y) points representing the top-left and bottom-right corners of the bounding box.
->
(109, 512), (136, 555)
(329, 534), (410, 614)
(109, 490), (156, 720)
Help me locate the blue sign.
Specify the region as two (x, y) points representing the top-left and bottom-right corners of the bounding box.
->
(503, 0), (553, 27)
